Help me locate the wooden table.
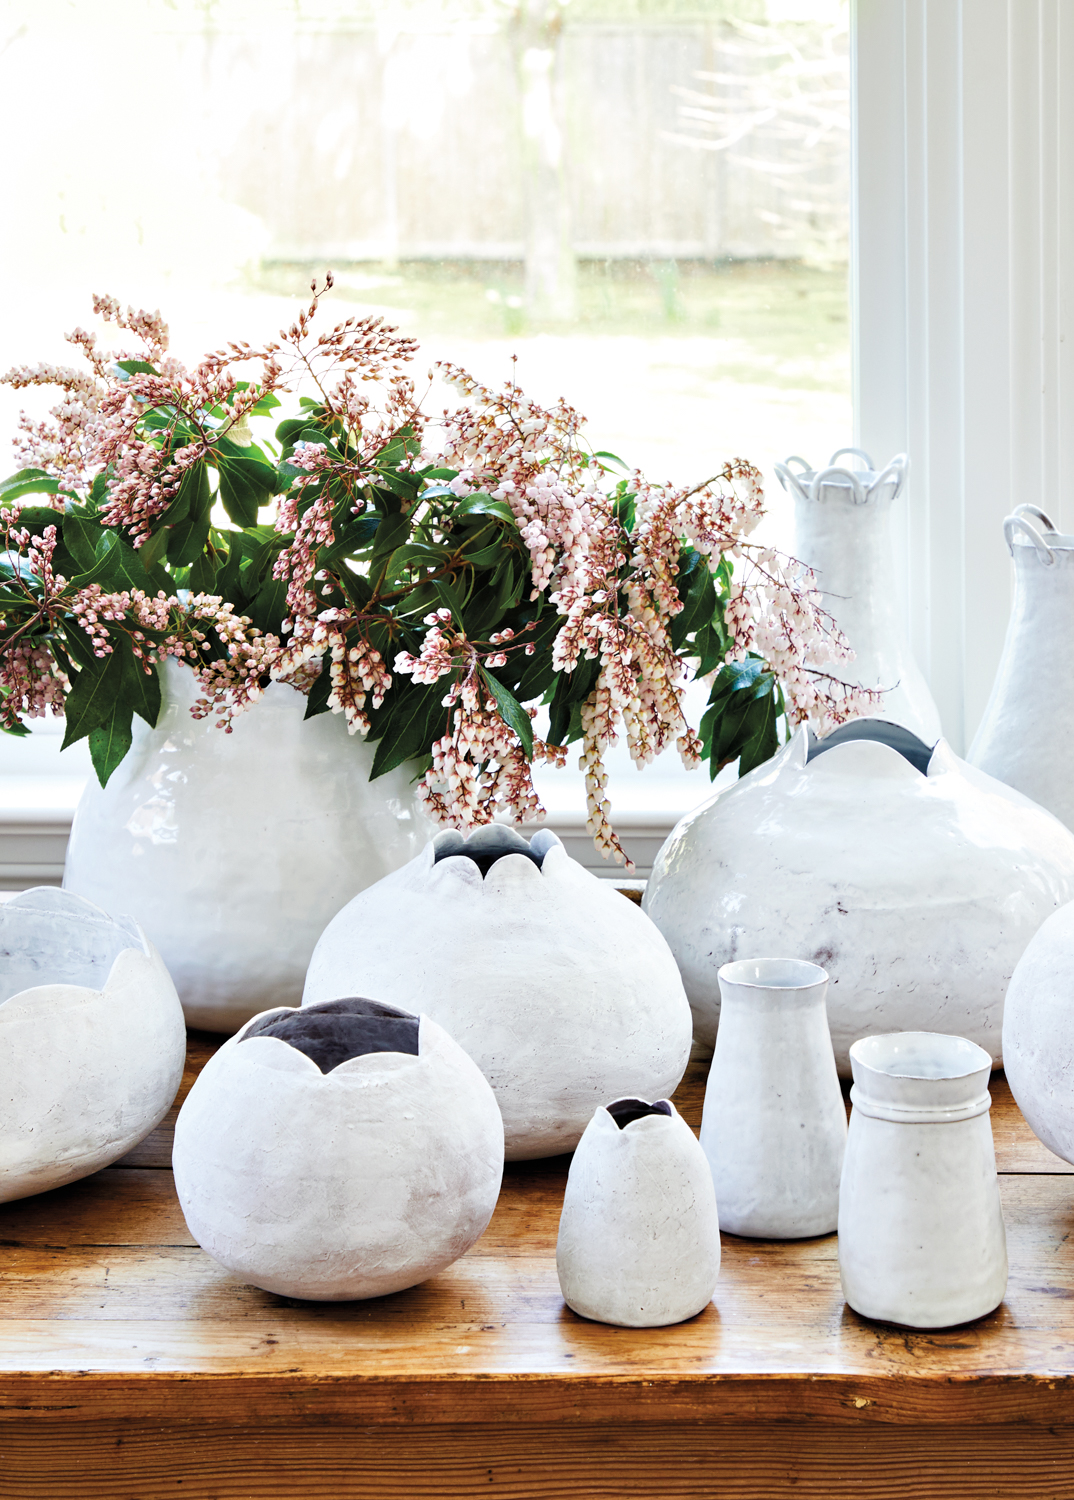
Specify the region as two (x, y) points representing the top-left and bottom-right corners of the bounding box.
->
(2, 1035), (1074, 1499)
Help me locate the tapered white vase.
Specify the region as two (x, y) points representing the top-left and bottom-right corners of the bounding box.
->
(776, 449), (941, 744)
(969, 507), (1074, 830)
(700, 958), (846, 1238)
(643, 719), (1074, 1073)
(173, 997), (504, 1300)
(63, 659), (430, 1033)
(303, 824), (693, 1160)
(556, 1097), (721, 1327)
(0, 887), (186, 1202)
(839, 1031), (1007, 1328)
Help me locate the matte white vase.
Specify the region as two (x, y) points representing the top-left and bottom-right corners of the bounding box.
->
(1002, 898), (1074, 1164)
(64, 659), (431, 1033)
(969, 507), (1074, 831)
(776, 448), (942, 744)
(0, 887), (186, 1203)
(838, 1031), (1008, 1328)
(699, 958), (846, 1238)
(172, 998), (504, 1300)
(643, 719), (1074, 1073)
(556, 1097), (721, 1327)
(303, 824), (693, 1160)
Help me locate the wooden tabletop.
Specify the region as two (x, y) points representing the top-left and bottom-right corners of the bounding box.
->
(2, 1029), (1074, 1446)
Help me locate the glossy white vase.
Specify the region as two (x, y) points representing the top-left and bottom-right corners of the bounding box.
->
(0, 887), (186, 1202)
(303, 824), (693, 1160)
(700, 959), (846, 1238)
(776, 449), (941, 744)
(173, 998), (504, 1300)
(556, 1097), (721, 1327)
(1002, 898), (1074, 1164)
(969, 507), (1074, 830)
(838, 1031), (1007, 1328)
(643, 720), (1074, 1073)
(64, 659), (430, 1033)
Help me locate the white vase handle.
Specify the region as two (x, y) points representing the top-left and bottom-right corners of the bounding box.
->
(828, 446), (875, 470)
(1004, 513), (1056, 565)
(869, 454), (909, 500)
(774, 461), (811, 504)
(810, 466), (868, 505)
(1011, 502), (1058, 533)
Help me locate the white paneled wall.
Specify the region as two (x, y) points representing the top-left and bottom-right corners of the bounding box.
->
(853, 0), (1074, 751)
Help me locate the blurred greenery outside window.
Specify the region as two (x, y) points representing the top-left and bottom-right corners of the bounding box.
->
(0, 0), (849, 809)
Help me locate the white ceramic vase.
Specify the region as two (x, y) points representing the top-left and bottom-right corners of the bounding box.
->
(1001, 898), (1074, 1164)
(0, 887), (186, 1203)
(303, 824), (693, 1160)
(969, 507), (1074, 831)
(699, 958), (846, 1238)
(556, 1097), (721, 1327)
(63, 659), (430, 1033)
(776, 448), (942, 744)
(643, 720), (1074, 1072)
(838, 1031), (1008, 1328)
(172, 998), (504, 1300)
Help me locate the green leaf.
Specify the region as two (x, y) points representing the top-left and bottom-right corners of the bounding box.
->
(247, 574), (288, 635)
(450, 493), (517, 525)
(125, 655), (162, 729)
(62, 647), (128, 749)
(115, 359), (158, 377)
(216, 451), (277, 528)
(303, 665), (333, 720)
(593, 449), (629, 470)
(138, 524), (171, 571)
(480, 671), (534, 758)
(186, 550), (220, 593)
(88, 703), (135, 787)
(69, 531), (155, 595)
(165, 462), (212, 567)
(0, 468), (61, 503)
(369, 683), (447, 780)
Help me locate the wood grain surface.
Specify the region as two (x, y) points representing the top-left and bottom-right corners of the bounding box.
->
(3, 1035), (1074, 1497)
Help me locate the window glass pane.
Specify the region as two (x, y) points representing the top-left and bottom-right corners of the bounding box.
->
(0, 0), (849, 836)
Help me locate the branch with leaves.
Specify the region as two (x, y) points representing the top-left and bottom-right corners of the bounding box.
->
(0, 283), (876, 865)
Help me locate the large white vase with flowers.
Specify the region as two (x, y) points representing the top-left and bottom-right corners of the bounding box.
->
(64, 659), (430, 1033)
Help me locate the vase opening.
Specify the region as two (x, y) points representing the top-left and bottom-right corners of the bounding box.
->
(850, 1030), (990, 1082)
(0, 888), (143, 1006)
(808, 719), (936, 775)
(718, 957), (828, 991)
(433, 824), (548, 877)
(243, 997), (421, 1073)
(606, 1097), (673, 1130)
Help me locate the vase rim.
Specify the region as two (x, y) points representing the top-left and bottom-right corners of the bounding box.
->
(718, 957), (828, 991)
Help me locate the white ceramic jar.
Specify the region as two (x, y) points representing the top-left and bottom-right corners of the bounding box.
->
(699, 958), (846, 1238)
(643, 720), (1074, 1072)
(172, 998), (504, 1300)
(64, 659), (430, 1033)
(0, 887), (186, 1203)
(556, 1097), (721, 1327)
(1002, 898), (1074, 1164)
(838, 1031), (1008, 1328)
(970, 507), (1074, 831)
(776, 448), (942, 744)
(303, 824), (693, 1160)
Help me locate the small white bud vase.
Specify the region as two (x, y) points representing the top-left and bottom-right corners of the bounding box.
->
(775, 449), (942, 744)
(556, 1098), (721, 1327)
(303, 826), (693, 1160)
(64, 659), (430, 1033)
(1001, 899), (1074, 1164)
(699, 958), (846, 1238)
(643, 720), (1074, 1072)
(0, 887), (186, 1204)
(172, 998), (504, 1300)
(838, 1032), (1008, 1329)
(970, 508), (1074, 832)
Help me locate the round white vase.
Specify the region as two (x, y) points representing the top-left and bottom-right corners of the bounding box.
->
(556, 1097), (721, 1327)
(838, 1031), (1008, 1328)
(700, 958), (846, 1238)
(0, 887), (186, 1203)
(303, 824), (693, 1160)
(173, 998), (504, 1300)
(776, 449), (941, 744)
(63, 659), (431, 1033)
(1002, 898), (1074, 1164)
(969, 508), (1074, 831)
(642, 720), (1074, 1073)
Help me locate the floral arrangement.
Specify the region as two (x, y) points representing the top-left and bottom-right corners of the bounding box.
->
(0, 280), (873, 864)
